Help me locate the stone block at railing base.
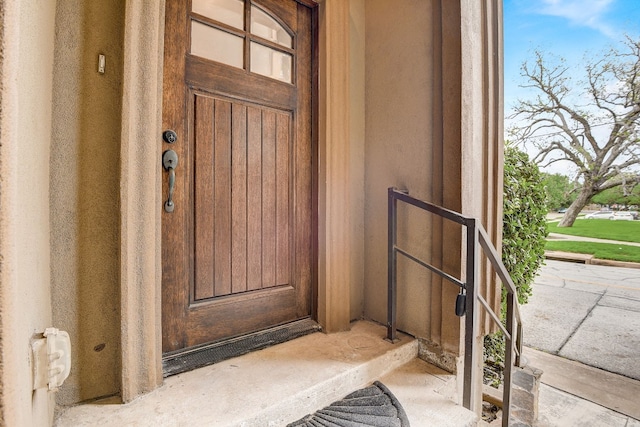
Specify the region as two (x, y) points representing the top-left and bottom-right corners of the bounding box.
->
(482, 364), (543, 426)
(511, 365), (543, 425)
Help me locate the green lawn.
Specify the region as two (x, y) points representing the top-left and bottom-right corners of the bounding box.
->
(549, 219), (640, 243)
(545, 240), (640, 263)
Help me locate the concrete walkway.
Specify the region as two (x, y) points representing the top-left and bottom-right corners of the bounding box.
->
(521, 260), (640, 425)
(526, 347), (640, 425)
(536, 383), (640, 427)
(548, 232), (640, 248)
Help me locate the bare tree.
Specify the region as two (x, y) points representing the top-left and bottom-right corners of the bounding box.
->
(510, 37), (640, 227)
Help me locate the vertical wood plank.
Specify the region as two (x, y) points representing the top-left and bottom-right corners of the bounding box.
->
(194, 95), (215, 300)
(214, 99), (232, 296)
(231, 103), (248, 293)
(262, 110), (277, 288)
(276, 112), (291, 286)
(247, 106), (263, 290)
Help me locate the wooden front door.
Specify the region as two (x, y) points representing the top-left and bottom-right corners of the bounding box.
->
(161, 0), (314, 354)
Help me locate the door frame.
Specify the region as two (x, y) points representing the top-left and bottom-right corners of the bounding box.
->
(118, 0), (352, 403)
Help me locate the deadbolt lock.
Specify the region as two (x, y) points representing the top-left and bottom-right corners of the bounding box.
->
(163, 129), (178, 144)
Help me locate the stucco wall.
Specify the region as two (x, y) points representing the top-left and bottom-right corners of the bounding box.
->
(50, 1), (125, 405)
(349, 0), (365, 321)
(460, 0), (505, 334)
(362, 0), (503, 361)
(363, 0), (437, 339)
(0, 1), (57, 425)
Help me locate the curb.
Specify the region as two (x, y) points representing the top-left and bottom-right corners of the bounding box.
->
(587, 257), (640, 269)
(544, 251), (640, 269)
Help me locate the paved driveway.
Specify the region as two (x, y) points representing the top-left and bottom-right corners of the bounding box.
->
(520, 260), (640, 380)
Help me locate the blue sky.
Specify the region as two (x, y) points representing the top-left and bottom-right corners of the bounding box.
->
(504, 0), (640, 117)
(503, 0), (640, 174)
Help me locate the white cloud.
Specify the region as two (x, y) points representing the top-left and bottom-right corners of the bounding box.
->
(536, 0), (617, 37)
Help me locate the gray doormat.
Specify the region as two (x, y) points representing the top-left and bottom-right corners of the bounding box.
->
(287, 381), (410, 427)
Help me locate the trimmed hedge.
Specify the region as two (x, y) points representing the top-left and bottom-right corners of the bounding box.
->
(502, 145), (548, 305)
(484, 144), (548, 386)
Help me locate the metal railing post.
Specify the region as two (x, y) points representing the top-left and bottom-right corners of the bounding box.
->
(502, 291), (516, 426)
(387, 188), (398, 342)
(463, 218), (479, 411)
(515, 322), (523, 368)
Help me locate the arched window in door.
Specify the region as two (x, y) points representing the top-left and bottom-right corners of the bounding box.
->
(190, 0), (295, 83)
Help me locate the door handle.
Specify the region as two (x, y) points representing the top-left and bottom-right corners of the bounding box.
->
(163, 150), (179, 213)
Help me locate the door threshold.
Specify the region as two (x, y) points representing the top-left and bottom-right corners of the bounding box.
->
(162, 318), (321, 377)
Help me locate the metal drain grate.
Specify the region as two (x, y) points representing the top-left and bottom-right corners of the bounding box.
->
(162, 318), (321, 377)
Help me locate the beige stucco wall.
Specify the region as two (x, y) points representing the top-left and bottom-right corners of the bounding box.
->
(317, 0), (352, 332)
(50, 1), (125, 405)
(0, 1), (57, 425)
(349, 0), (366, 321)
(118, 0), (165, 402)
(362, 0), (503, 363)
(460, 0), (504, 334)
(363, 0), (440, 340)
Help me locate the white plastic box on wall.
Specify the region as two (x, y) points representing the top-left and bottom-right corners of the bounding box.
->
(32, 327), (71, 391)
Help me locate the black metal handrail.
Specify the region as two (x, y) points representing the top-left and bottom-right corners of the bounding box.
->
(387, 187), (523, 427)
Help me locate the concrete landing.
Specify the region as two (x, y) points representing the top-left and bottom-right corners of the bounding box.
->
(55, 321), (477, 427)
(380, 359), (478, 427)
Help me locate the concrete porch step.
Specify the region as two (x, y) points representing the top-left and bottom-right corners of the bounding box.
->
(55, 321), (477, 427)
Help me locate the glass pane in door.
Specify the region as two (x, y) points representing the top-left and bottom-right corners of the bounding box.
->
(250, 6), (292, 47)
(191, 22), (244, 68)
(192, 0), (245, 29)
(250, 42), (292, 83)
